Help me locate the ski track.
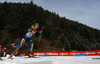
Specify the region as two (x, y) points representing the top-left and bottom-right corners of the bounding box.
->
(0, 56), (100, 64)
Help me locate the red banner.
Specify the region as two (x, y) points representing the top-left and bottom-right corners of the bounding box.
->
(33, 50), (100, 56)
(20, 54), (26, 56)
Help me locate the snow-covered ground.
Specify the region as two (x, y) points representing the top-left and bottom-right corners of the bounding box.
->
(0, 56), (100, 64)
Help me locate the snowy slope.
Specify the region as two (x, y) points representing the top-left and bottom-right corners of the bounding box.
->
(0, 56), (100, 64)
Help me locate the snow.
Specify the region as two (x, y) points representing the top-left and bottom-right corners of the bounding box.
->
(0, 56), (100, 64)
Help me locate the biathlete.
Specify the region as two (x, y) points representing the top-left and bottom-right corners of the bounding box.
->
(23, 23), (42, 57)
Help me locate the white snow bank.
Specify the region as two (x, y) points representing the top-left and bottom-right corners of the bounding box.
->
(0, 56), (100, 64)
(24, 61), (52, 64)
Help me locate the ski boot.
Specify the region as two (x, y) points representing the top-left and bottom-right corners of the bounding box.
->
(28, 53), (33, 57)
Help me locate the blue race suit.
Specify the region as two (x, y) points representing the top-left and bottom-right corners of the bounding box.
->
(24, 28), (41, 53)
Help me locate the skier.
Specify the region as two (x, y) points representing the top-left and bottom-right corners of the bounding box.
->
(23, 23), (42, 57)
(9, 23), (43, 58)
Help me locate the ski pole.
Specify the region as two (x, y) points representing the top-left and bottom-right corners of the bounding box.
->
(37, 26), (44, 48)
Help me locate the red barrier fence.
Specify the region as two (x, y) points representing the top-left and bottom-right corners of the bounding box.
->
(33, 50), (100, 56)
(20, 54), (26, 56)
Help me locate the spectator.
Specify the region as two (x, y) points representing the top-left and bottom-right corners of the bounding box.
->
(1, 49), (4, 57)
(0, 45), (1, 57)
(4, 47), (7, 57)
